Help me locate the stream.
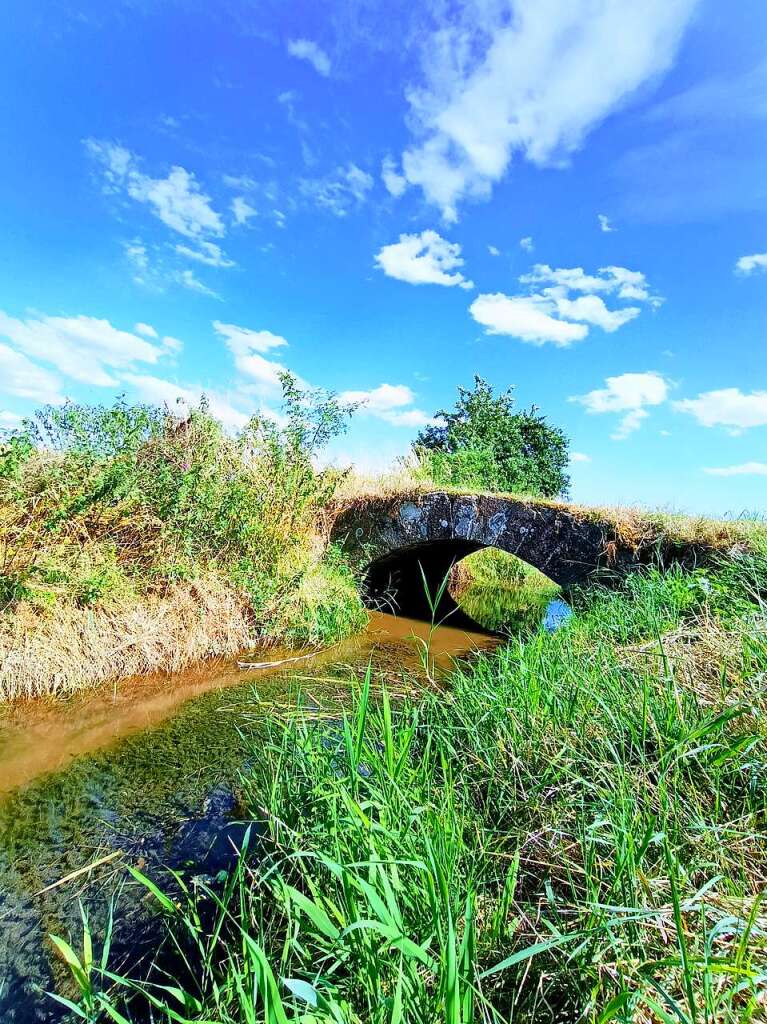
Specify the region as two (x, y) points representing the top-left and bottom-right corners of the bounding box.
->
(0, 596), (569, 1021)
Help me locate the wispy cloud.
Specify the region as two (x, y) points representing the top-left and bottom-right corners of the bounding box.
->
(598, 213), (616, 233)
(391, 0), (699, 219)
(287, 38), (331, 77)
(338, 383), (436, 427)
(175, 241), (235, 267)
(703, 462), (767, 477)
(85, 140), (225, 239)
(300, 164), (374, 216)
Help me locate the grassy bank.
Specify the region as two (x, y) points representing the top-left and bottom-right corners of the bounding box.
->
(55, 543), (767, 1021)
(0, 385), (366, 700)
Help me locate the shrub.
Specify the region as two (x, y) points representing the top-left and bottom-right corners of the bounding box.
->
(0, 377), (363, 653)
(413, 376), (570, 497)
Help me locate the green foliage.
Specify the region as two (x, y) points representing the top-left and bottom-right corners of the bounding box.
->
(413, 376), (570, 497)
(0, 378), (362, 644)
(0, 434), (34, 481)
(22, 396), (165, 459)
(55, 559), (767, 1021)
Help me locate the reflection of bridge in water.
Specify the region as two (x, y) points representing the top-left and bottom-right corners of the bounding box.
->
(331, 491), (710, 625)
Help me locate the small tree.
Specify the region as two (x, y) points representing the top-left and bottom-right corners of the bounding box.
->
(413, 377), (570, 498)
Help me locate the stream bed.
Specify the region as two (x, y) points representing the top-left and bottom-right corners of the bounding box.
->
(0, 593), (570, 1021)
(0, 612), (499, 1021)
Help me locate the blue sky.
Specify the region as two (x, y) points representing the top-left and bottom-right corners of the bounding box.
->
(1, 0), (766, 514)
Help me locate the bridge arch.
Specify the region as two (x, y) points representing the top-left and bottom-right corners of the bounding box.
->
(331, 491), (620, 624)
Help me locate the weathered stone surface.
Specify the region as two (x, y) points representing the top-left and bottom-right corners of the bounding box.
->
(330, 491), (714, 622)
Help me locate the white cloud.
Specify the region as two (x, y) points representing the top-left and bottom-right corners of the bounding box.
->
(703, 462), (767, 477)
(381, 408), (437, 428)
(571, 371), (670, 439)
(0, 342), (64, 403)
(573, 371), (670, 414)
(287, 38), (331, 77)
(128, 166), (224, 238)
(519, 236), (534, 252)
(674, 388), (767, 431)
(520, 263), (657, 302)
(397, 0), (699, 219)
(601, 265), (657, 302)
(381, 156), (407, 197)
(473, 261), (658, 345)
(338, 382), (435, 428)
(551, 293), (640, 332)
(231, 196), (257, 225)
(339, 383), (415, 411)
(470, 293), (587, 345)
(0, 310), (168, 388)
(174, 269), (220, 298)
(134, 322), (158, 338)
(301, 164), (374, 216)
(0, 410), (23, 428)
(598, 213), (616, 233)
(214, 320), (291, 397)
(735, 252), (767, 275)
(375, 230), (473, 289)
(487, 245), (500, 256)
(570, 451), (591, 463)
(175, 241), (235, 267)
(213, 321), (288, 355)
(86, 140), (225, 239)
(122, 373), (252, 433)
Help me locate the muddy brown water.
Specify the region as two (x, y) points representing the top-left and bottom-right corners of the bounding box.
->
(0, 612), (493, 796)
(0, 611), (498, 1022)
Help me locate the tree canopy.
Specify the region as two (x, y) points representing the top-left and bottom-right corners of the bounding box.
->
(413, 377), (570, 498)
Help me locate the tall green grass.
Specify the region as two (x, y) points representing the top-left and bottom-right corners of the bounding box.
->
(53, 554), (767, 1021)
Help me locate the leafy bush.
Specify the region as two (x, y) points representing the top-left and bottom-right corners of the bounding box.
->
(0, 377), (364, 646)
(413, 376), (570, 497)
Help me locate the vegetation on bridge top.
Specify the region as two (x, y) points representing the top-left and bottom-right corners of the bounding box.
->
(334, 470), (766, 559)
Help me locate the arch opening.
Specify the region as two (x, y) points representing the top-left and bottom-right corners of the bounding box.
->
(362, 541), (566, 634)
(448, 547), (563, 634)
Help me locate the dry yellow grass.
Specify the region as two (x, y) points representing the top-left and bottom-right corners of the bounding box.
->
(0, 576), (257, 701)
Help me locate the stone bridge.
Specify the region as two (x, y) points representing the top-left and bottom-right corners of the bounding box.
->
(330, 491), (707, 626)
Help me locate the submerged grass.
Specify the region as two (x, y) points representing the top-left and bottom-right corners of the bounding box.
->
(54, 545), (767, 1022)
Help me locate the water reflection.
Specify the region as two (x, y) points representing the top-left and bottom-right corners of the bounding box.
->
(450, 548), (571, 635)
